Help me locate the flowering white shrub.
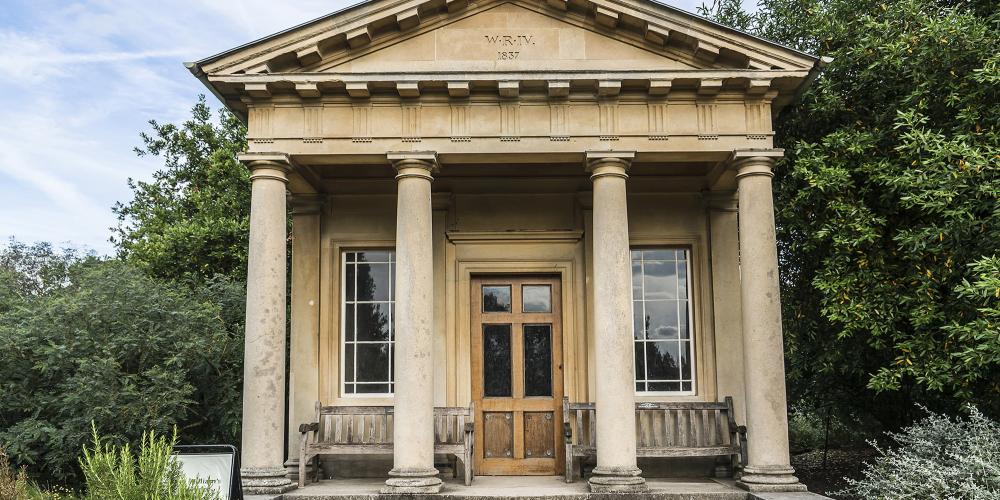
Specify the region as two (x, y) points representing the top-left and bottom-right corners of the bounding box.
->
(838, 407), (1000, 499)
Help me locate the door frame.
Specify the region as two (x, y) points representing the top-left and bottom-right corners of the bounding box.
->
(470, 274), (566, 475)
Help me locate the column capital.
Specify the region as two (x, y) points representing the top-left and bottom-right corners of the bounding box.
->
(702, 190), (738, 212)
(239, 152), (292, 184)
(585, 151), (634, 180)
(289, 194), (324, 215)
(387, 151), (439, 181)
(729, 149), (783, 180)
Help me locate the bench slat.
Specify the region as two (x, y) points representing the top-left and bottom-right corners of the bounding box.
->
(568, 445), (739, 458)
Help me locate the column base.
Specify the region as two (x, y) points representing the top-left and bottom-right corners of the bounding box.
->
(380, 467), (443, 494)
(736, 465), (807, 492)
(588, 466), (647, 493)
(241, 466), (297, 495)
(284, 458), (319, 483)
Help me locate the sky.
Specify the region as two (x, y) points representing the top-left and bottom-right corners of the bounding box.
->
(0, 0), (721, 255)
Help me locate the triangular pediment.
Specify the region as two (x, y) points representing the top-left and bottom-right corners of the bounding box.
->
(194, 0), (817, 77)
(311, 3), (702, 74)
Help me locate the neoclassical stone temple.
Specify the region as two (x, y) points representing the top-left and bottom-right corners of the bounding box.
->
(188, 0), (823, 495)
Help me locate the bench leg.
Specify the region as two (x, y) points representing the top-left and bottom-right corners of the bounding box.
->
(464, 447), (473, 486)
(564, 448), (573, 483)
(298, 439), (308, 488)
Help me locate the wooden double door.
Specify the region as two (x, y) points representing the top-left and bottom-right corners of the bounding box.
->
(471, 275), (564, 475)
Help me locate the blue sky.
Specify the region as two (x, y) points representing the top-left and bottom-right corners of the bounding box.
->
(0, 0), (719, 255)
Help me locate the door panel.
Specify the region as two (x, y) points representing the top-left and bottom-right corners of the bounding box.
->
(471, 276), (563, 475)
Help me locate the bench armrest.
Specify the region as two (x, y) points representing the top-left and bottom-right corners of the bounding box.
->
(299, 422), (319, 434)
(464, 422), (475, 434)
(563, 422), (572, 440)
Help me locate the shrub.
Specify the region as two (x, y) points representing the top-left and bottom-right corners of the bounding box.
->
(838, 407), (1000, 499)
(0, 247), (244, 487)
(79, 425), (216, 500)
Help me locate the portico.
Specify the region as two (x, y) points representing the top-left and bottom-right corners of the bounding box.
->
(188, 0), (822, 496)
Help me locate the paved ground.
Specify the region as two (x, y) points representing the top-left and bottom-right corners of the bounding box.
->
(251, 476), (831, 500)
(282, 476), (746, 499)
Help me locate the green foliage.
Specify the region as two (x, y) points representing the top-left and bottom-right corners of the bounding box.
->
(701, 0), (1000, 423)
(838, 407), (1000, 499)
(787, 402), (877, 453)
(79, 425), (217, 500)
(0, 245), (243, 487)
(112, 96), (249, 284)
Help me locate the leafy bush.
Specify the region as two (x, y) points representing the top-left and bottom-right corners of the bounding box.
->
(80, 425), (216, 500)
(0, 243), (244, 487)
(839, 407), (1000, 499)
(788, 402), (880, 454)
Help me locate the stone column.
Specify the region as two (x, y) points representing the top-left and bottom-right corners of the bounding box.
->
(382, 152), (442, 494)
(238, 153), (296, 495)
(285, 195), (323, 482)
(586, 151), (646, 493)
(732, 151), (805, 492)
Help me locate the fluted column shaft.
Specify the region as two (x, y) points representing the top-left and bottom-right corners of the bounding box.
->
(586, 151), (646, 493)
(239, 157), (295, 494)
(382, 152), (442, 494)
(733, 152), (805, 492)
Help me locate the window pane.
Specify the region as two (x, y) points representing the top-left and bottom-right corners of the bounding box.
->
(357, 250), (392, 263)
(344, 344), (355, 382)
(678, 258), (688, 299)
(633, 301), (645, 340)
(357, 263), (390, 301)
(356, 303), (390, 341)
(345, 383), (355, 394)
(356, 384), (390, 394)
(483, 286), (512, 313)
(644, 300), (679, 339)
(682, 382), (692, 392)
(643, 260), (677, 300)
(345, 304), (356, 342)
(345, 263), (356, 301)
(634, 342), (645, 382)
(523, 325), (552, 397)
(680, 340), (692, 380)
(632, 261), (642, 298)
(522, 285), (551, 313)
(648, 382), (680, 392)
(643, 249), (676, 261)
(646, 341), (681, 381)
(483, 324), (512, 397)
(679, 303), (689, 339)
(356, 344), (390, 382)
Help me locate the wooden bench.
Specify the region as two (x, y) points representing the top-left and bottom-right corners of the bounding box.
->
(562, 397), (746, 482)
(298, 402), (475, 487)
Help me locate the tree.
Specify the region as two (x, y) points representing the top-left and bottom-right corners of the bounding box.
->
(701, 0), (1000, 424)
(112, 96), (249, 284)
(0, 246), (244, 487)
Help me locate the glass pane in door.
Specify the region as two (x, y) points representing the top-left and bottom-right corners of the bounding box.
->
(483, 324), (512, 397)
(523, 324), (552, 397)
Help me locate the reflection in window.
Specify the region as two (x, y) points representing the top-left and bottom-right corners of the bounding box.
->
(483, 285), (512, 312)
(483, 324), (512, 397)
(523, 325), (552, 396)
(522, 285), (552, 313)
(343, 250), (395, 395)
(632, 249), (694, 393)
